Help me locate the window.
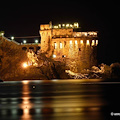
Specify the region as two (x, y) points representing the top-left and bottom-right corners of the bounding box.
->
(60, 42), (62, 49)
(86, 40), (90, 45)
(80, 40), (83, 44)
(92, 40), (95, 46)
(96, 40), (98, 45)
(54, 42), (57, 49)
(70, 40), (72, 44)
(75, 40), (77, 45)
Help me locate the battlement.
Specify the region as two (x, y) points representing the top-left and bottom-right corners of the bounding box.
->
(39, 22), (98, 71)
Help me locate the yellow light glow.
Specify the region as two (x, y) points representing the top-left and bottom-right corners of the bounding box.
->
(84, 33), (87, 36)
(53, 54), (56, 58)
(70, 40), (72, 44)
(96, 40), (98, 45)
(86, 40), (90, 45)
(62, 24), (65, 27)
(66, 24), (69, 27)
(60, 42), (62, 49)
(92, 40), (95, 46)
(22, 62), (28, 68)
(54, 26), (58, 28)
(80, 40), (83, 44)
(74, 23), (79, 28)
(11, 36), (14, 40)
(75, 40), (77, 44)
(58, 24), (61, 28)
(54, 42), (57, 49)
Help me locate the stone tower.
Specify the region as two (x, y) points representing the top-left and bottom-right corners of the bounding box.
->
(39, 22), (98, 71)
(39, 24), (52, 53)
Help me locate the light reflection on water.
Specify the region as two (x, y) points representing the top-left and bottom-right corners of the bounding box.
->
(20, 81), (32, 120)
(0, 79), (120, 120)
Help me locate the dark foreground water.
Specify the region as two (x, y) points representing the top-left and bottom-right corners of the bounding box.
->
(0, 79), (120, 120)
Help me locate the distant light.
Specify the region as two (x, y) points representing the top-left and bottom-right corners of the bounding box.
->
(58, 24), (61, 28)
(80, 40), (83, 44)
(11, 36), (14, 40)
(22, 62), (28, 68)
(86, 40), (90, 45)
(84, 33), (87, 36)
(92, 40), (95, 46)
(62, 24), (65, 27)
(96, 40), (98, 46)
(60, 42), (62, 49)
(75, 40), (77, 44)
(35, 39), (38, 43)
(53, 54), (56, 58)
(54, 42), (57, 49)
(70, 40), (72, 44)
(23, 40), (27, 44)
(74, 23), (79, 28)
(66, 24), (69, 27)
(1, 32), (4, 36)
(22, 80), (29, 84)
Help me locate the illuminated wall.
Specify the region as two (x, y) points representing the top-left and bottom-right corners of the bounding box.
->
(39, 22), (98, 71)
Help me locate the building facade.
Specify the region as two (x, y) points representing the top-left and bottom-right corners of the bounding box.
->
(39, 22), (98, 71)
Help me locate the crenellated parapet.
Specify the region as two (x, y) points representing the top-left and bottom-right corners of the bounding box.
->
(39, 22), (98, 71)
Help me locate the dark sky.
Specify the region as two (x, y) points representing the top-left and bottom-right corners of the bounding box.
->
(0, 1), (119, 64)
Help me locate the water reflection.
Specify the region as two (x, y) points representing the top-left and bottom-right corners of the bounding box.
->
(20, 81), (32, 120)
(1, 80), (119, 119)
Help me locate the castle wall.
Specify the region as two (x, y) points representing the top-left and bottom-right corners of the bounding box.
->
(39, 23), (98, 71)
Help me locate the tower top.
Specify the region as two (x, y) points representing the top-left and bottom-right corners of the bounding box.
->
(40, 22), (79, 30)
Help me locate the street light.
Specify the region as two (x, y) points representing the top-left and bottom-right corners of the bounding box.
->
(23, 40), (27, 44)
(22, 62), (28, 68)
(11, 36), (14, 40)
(35, 39), (38, 43)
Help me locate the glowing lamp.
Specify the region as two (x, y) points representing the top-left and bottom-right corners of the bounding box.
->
(22, 62), (28, 68)
(11, 36), (14, 40)
(23, 40), (27, 44)
(35, 39), (38, 43)
(53, 54), (56, 58)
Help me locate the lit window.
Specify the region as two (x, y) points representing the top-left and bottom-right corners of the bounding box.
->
(94, 32), (97, 36)
(86, 40), (90, 45)
(60, 42), (62, 49)
(66, 24), (69, 27)
(70, 40), (72, 44)
(84, 33), (87, 36)
(75, 40), (77, 44)
(80, 40), (83, 44)
(53, 54), (56, 58)
(92, 40), (95, 46)
(96, 40), (98, 45)
(54, 42), (57, 49)
(62, 24), (65, 27)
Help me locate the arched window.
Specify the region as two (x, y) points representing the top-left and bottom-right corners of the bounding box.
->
(54, 42), (57, 49)
(36, 46), (41, 51)
(22, 47), (27, 51)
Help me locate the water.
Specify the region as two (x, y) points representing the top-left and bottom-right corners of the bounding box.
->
(0, 79), (120, 120)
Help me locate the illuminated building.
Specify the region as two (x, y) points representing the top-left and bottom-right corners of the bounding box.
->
(40, 22), (98, 71)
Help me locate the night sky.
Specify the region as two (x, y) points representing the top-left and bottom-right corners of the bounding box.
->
(0, 1), (119, 65)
